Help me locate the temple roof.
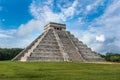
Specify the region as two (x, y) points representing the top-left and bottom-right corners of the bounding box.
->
(44, 22), (66, 30)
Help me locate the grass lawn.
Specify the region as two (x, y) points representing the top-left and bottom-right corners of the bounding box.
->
(0, 61), (120, 80)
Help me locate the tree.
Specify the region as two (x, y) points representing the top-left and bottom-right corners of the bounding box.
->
(105, 52), (120, 62)
(0, 48), (23, 60)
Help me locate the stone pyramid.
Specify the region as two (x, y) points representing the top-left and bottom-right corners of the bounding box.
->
(13, 22), (104, 62)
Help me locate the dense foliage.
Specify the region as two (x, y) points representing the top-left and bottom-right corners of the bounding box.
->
(99, 53), (120, 62)
(0, 48), (23, 60)
(105, 53), (120, 62)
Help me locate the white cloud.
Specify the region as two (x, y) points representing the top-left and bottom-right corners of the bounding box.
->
(102, 0), (120, 18)
(44, 0), (53, 5)
(0, 29), (16, 38)
(62, 0), (78, 18)
(30, 2), (64, 23)
(0, 33), (13, 38)
(29, 0), (79, 22)
(96, 35), (105, 42)
(74, 0), (120, 53)
(86, 0), (104, 13)
(0, 28), (39, 48)
(64, 0), (120, 54)
(86, 5), (92, 11)
(42, 6), (65, 22)
(0, 29), (16, 34)
(17, 19), (43, 38)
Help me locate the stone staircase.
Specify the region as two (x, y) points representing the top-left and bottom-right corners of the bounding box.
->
(12, 31), (46, 61)
(56, 30), (83, 61)
(19, 31), (48, 61)
(27, 29), (64, 61)
(67, 31), (104, 62)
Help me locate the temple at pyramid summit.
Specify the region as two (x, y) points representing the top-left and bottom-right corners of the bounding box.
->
(12, 22), (104, 62)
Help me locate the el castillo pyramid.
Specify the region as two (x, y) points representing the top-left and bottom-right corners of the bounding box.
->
(13, 22), (104, 62)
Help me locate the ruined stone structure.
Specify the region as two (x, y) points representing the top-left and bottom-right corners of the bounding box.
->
(12, 22), (104, 62)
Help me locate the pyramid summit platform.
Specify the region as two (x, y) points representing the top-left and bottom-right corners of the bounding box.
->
(13, 22), (104, 62)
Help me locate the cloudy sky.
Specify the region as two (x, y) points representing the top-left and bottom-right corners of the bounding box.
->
(0, 0), (120, 54)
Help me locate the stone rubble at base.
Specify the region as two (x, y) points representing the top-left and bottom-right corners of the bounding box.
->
(12, 22), (104, 62)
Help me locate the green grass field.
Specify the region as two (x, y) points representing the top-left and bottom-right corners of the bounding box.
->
(0, 61), (120, 80)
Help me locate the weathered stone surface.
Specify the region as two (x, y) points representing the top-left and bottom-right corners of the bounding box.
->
(12, 22), (104, 62)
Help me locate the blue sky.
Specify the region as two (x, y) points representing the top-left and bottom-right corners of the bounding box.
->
(0, 0), (120, 54)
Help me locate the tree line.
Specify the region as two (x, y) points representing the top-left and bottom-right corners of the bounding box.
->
(0, 48), (120, 62)
(100, 53), (120, 62)
(0, 48), (23, 60)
